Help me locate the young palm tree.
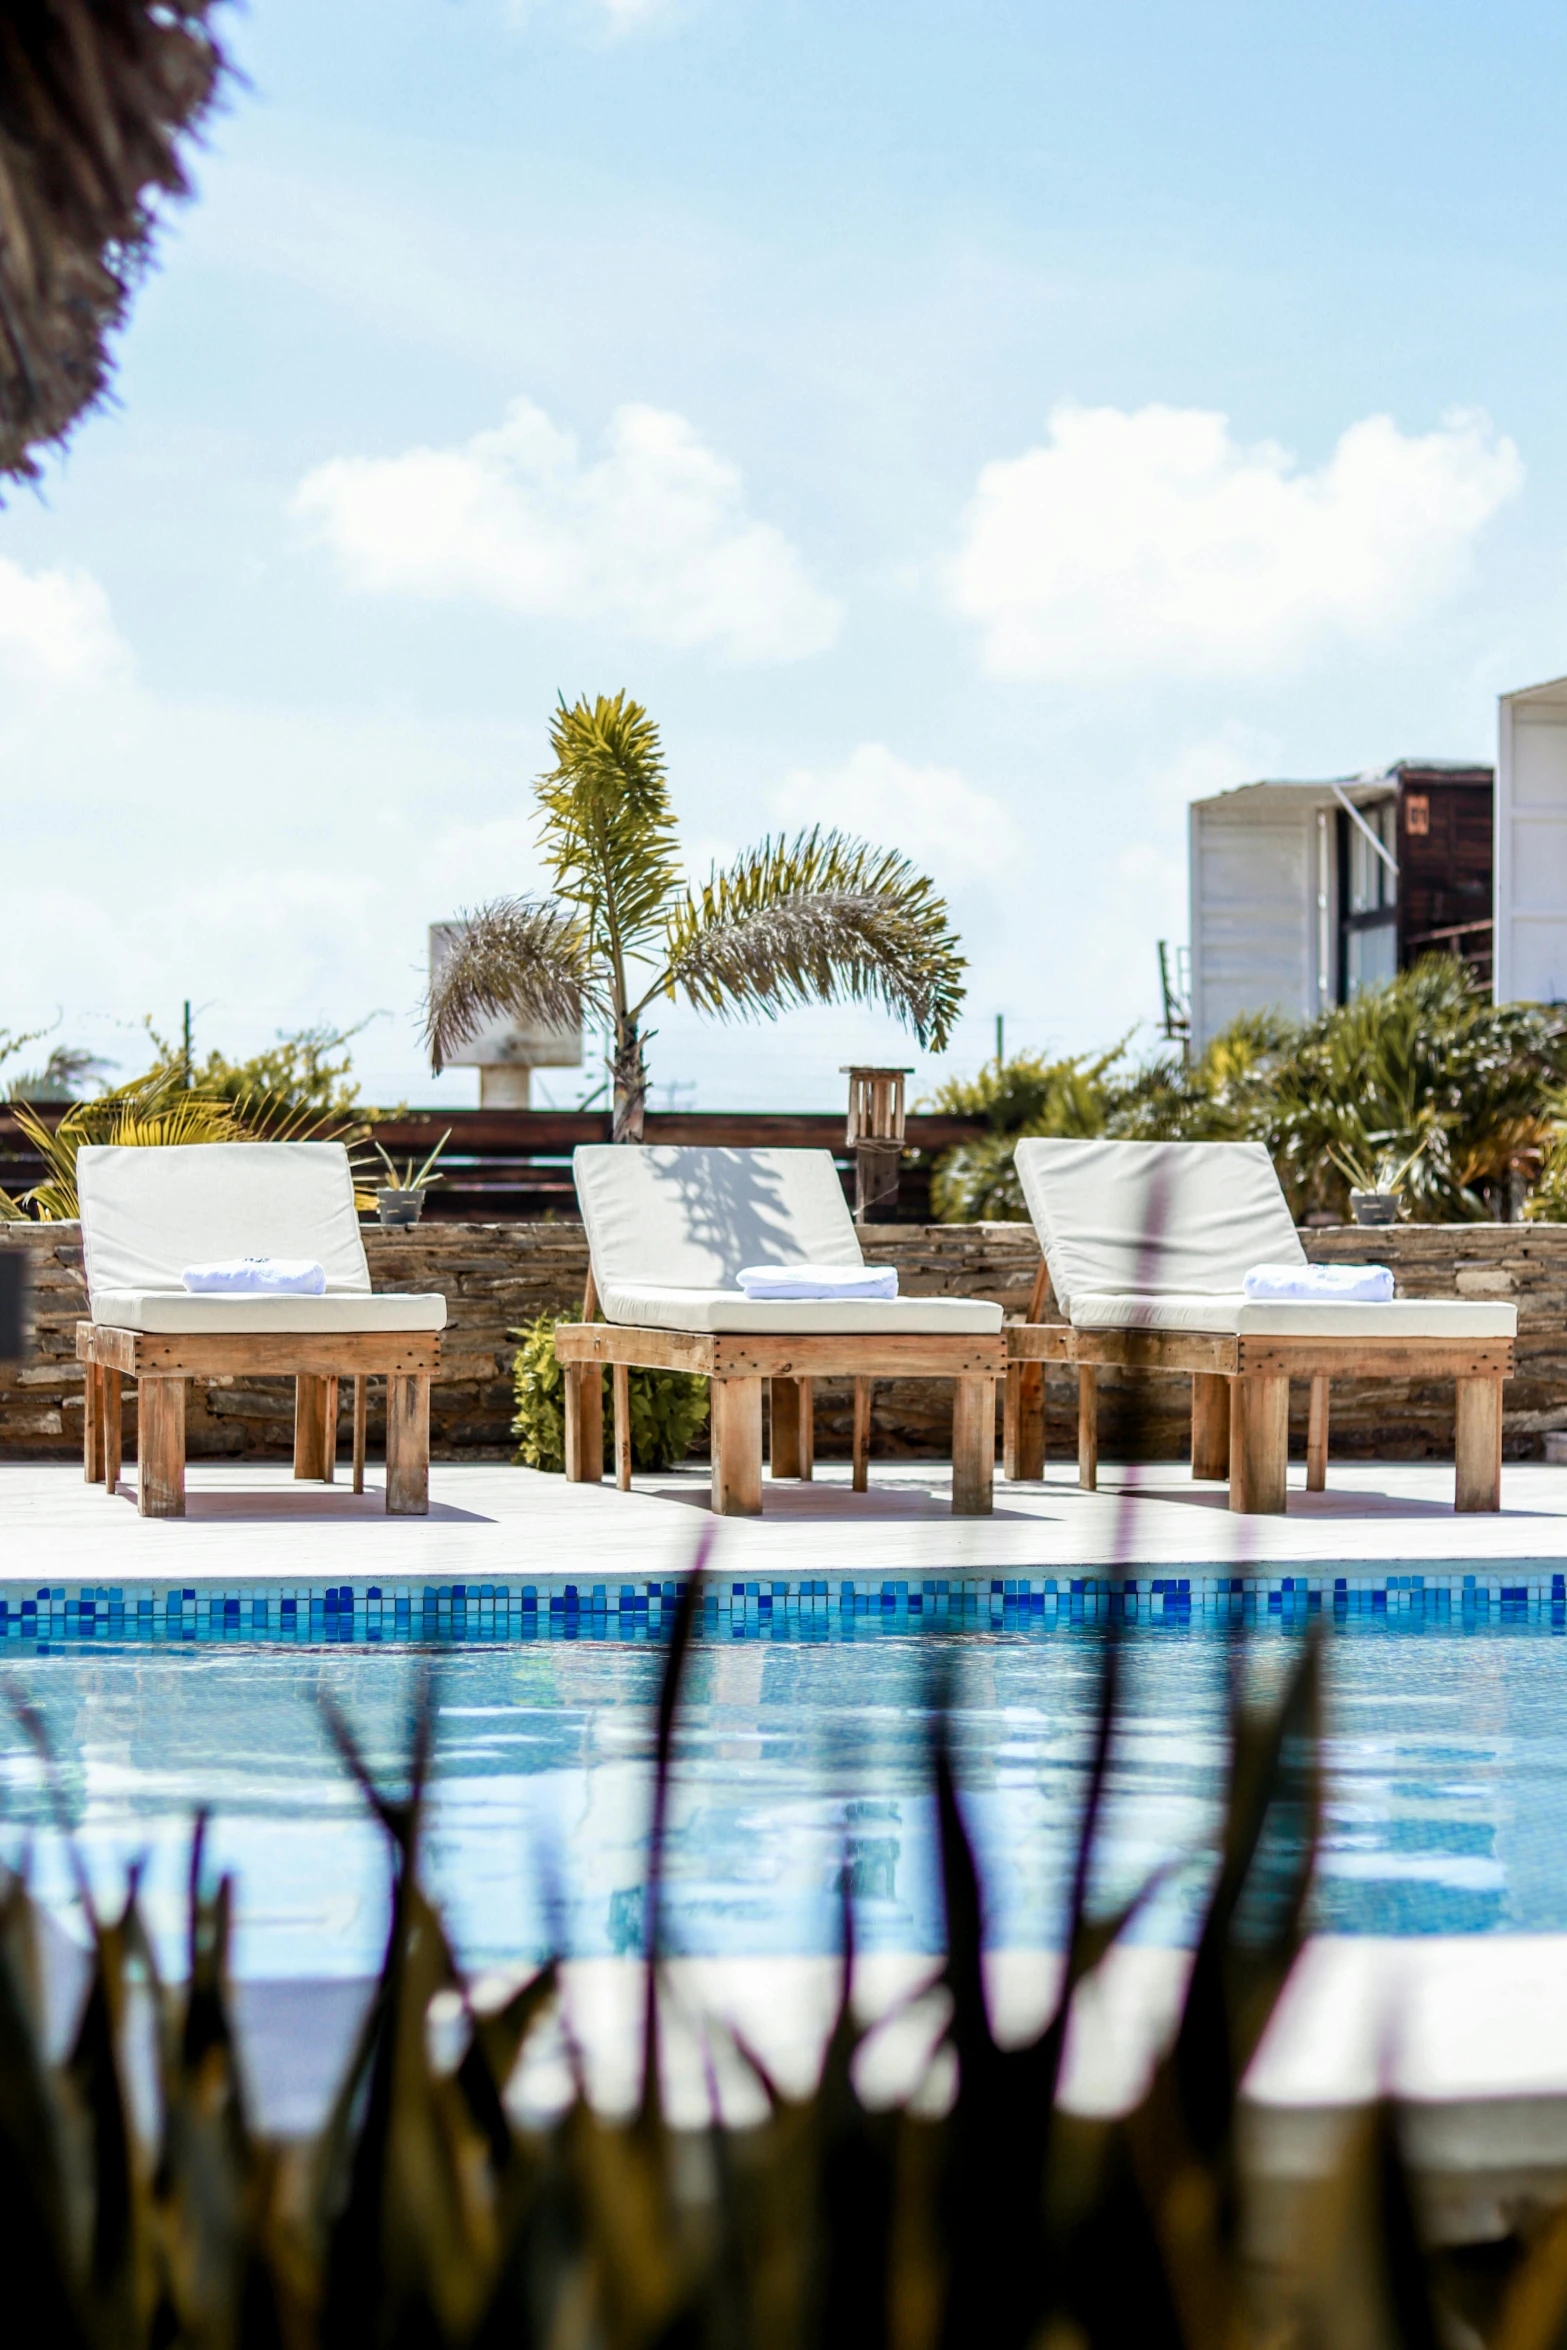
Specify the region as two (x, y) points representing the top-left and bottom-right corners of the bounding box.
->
(425, 693), (968, 1141)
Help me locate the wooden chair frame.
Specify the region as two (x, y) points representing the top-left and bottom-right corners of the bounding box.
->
(553, 1317), (1004, 1517)
(1001, 1260), (1513, 1515)
(76, 1322), (439, 1518)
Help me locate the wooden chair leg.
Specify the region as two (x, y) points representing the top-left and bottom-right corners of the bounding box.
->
(613, 1362), (632, 1491)
(294, 1373), (329, 1480)
(104, 1368), (122, 1498)
(352, 1376), (367, 1495)
(711, 1376), (763, 1515)
(1191, 1372), (1230, 1480)
(852, 1377), (872, 1493)
(799, 1377), (814, 1480)
(1230, 1374), (1289, 1515)
(770, 1376), (803, 1479)
(1455, 1374), (1503, 1512)
(83, 1358), (103, 1483)
(1016, 1361), (1045, 1479)
(1306, 1375), (1330, 1493)
(1077, 1366), (1098, 1491)
(1003, 1361), (1021, 1479)
(563, 1363), (603, 1484)
(138, 1376), (186, 1518)
(952, 1375), (996, 1516)
(386, 1374), (430, 1516)
(321, 1375), (339, 1484)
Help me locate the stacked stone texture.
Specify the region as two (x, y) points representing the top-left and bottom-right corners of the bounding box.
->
(2, 1219), (1562, 1465)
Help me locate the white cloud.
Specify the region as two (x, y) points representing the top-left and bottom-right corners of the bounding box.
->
(0, 556), (129, 684)
(951, 403), (1523, 680)
(769, 742), (1022, 879)
(294, 397), (841, 664)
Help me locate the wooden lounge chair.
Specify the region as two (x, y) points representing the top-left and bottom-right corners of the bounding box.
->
(553, 1145), (1005, 1515)
(1004, 1138), (1516, 1515)
(74, 1143), (446, 1518)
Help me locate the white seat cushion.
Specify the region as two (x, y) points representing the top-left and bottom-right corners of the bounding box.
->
(1069, 1291), (1516, 1340)
(604, 1282), (1001, 1336)
(574, 1145), (998, 1331)
(1014, 1138), (1305, 1314)
(90, 1290), (447, 1335)
(77, 1143), (443, 1335)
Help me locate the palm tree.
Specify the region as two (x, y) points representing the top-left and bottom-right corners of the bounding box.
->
(425, 693), (968, 1142)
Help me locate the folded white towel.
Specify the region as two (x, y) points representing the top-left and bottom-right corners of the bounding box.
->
(1243, 1262), (1394, 1303)
(182, 1257), (328, 1295)
(737, 1262), (898, 1301)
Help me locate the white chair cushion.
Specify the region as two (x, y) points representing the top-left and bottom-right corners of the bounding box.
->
(90, 1291), (447, 1335)
(78, 1144), (372, 1299)
(573, 1145), (1000, 1334)
(602, 1283), (1001, 1336)
(1015, 1138), (1306, 1314)
(1069, 1291), (1516, 1339)
(575, 1145), (864, 1298)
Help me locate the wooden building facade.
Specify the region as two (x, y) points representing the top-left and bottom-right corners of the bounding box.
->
(1188, 760), (1494, 1051)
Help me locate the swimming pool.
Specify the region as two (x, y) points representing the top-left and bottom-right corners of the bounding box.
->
(2, 1587), (1564, 1980)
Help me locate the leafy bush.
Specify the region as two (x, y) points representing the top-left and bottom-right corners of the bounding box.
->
(512, 1307), (709, 1471)
(931, 963), (1567, 1224)
(188, 1017), (373, 1113)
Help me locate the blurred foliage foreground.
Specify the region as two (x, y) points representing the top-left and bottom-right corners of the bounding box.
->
(5, 1578), (1567, 2350)
(931, 958), (1567, 1225)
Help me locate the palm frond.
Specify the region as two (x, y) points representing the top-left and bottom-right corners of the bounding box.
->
(424, 898), (595, 1074)
(13, 1072), (243, 1219)
(662, 828), (967, 1052)
(537, 693), (683, 975)
(12, 1063), (376, 1220)
(0, 4), (229, 485)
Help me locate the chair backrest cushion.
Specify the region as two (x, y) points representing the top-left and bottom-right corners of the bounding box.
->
(77, 1144), (371, 1299)
(1013, 1137), (1305, 1312)
(574, 1146), (863, 1293)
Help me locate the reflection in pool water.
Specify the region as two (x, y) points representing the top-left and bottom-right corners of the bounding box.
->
(0, 1618), (1560, 1977)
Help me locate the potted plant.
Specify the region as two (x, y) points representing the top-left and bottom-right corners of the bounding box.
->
(1329, 1141), (1422, 1227)
(372, 1130), (451, 1226)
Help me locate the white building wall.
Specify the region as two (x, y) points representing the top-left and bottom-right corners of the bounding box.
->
(1497, 680), (1567, 1005)
(1189, 794), (1322, 1050)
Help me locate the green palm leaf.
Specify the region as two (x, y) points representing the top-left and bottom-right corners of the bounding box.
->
(537, 692), (682, 976)
(662, 828), (967, 1052)
(424, 899), (597, 1073)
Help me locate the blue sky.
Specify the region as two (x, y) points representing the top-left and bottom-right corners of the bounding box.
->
(5, 0), (1567, 1108)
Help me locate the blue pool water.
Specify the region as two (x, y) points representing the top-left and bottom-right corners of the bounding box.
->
(3, 1600), (1566, 1978)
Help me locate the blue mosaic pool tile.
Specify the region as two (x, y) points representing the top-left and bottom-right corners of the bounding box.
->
(0, 1565), (1563, 1646)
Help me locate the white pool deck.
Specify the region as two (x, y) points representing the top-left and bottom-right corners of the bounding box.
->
(7, 1453), (1567, 1585)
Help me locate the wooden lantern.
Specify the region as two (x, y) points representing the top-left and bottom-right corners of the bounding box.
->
(842, 1066), (911, 1224)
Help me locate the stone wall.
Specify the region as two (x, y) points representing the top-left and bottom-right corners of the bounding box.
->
(3, 1218), (1564, 1466)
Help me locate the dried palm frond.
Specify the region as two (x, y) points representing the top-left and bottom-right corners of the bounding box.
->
(0, 1), (229, 485)
(425, 898), (595, 1073)
(663, 827), (968, 1052)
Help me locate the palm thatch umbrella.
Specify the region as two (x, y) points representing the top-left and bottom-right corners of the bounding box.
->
(0, 1), (228, 486)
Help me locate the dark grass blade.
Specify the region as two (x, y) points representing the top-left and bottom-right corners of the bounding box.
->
(637, 1530), (713, 2133)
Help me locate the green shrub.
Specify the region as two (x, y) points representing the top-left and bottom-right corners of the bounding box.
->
(511, 1307), (709, 1471)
